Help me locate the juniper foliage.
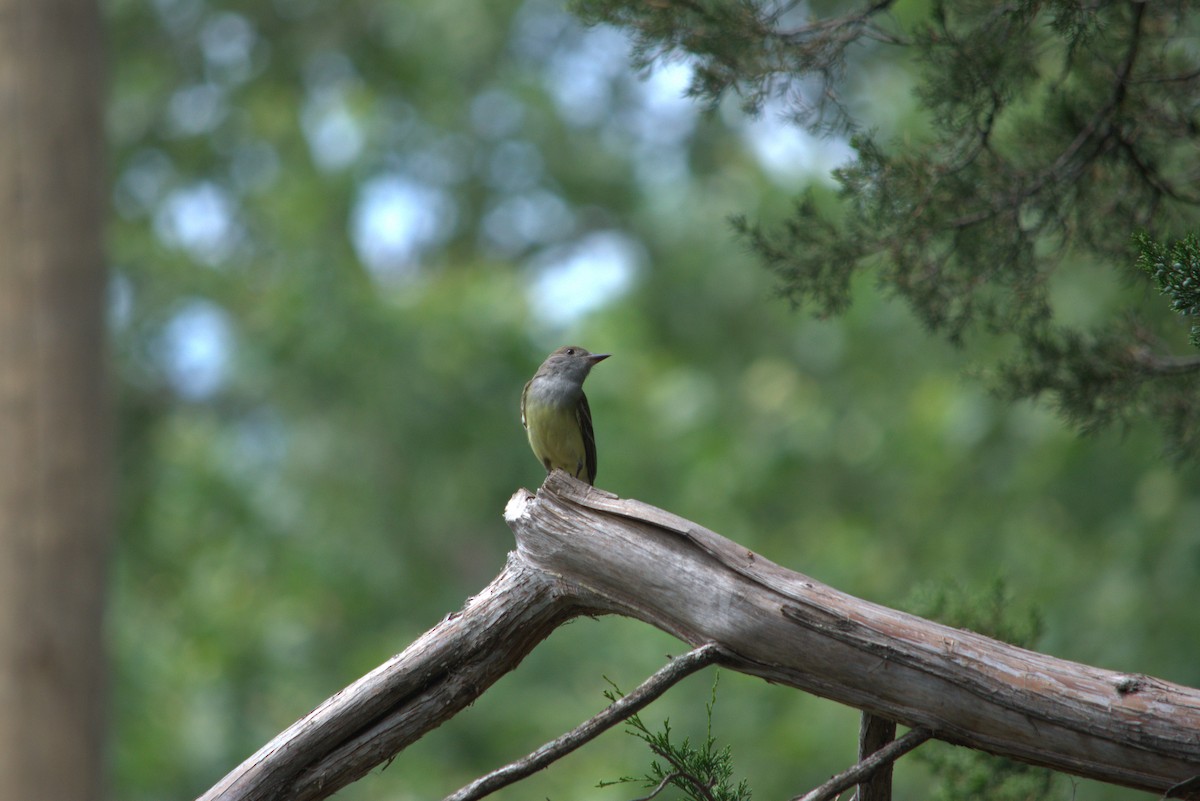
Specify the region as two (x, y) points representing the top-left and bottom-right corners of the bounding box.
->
(600, 675), (752, 801)
(573, 0), (1200, 459)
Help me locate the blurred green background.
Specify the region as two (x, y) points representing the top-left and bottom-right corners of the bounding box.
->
(106, 0), (1199, 799)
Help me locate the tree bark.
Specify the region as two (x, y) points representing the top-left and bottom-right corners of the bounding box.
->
(200, 473), (1200, 801)
(516, 474), (1200, 795)
(199, 559), (584, 801)
(0, 1), (110, 800)
(855, 713), (897, 801)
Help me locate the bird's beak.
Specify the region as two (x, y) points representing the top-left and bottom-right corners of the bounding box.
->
(589, 353), (611, 364)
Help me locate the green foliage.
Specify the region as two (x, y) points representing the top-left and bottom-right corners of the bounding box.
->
(581, 0), (1200, 459)
(570, 0), (893, 127)
(601, 674), (751, 801)
(1136, 232), (1200, 349)
(996, 323), (1200, 460)
(730, 187), (859, 318)
(997, 327), (1144, 433)
(914, 747), (1060, 801)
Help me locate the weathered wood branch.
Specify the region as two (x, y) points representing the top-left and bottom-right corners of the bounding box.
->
(794, 727), (932, 801)
(517, 474), (1200, 796)
(443, 643), (729, 801)
(199, 472), (1200, 801)
(198, 558), (583, 801)
(854, 712), (899, 801)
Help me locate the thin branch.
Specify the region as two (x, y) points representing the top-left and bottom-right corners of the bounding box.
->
(1114, 133), (1200, 206)
(790, 728), (934, 801)
(644, 744), (719, 801)
(775, 0), (898, 41)
(1130, 349), (1200, 377)
(442, 643), (730, 801)
(1132, 66), (1200, 85)
(631, 771), (686, 801)
(1163, 772), (1200, 800)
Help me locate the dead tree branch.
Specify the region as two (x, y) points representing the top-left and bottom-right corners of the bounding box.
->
(198, 472), (1200, 801)
(197, 558), (582, 801)
(854, 713), (898, 801)
(792, 727), (932, 801)
(442, 643), (729, 801)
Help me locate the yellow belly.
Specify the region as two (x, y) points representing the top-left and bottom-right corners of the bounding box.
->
(525, 402), (589, 481)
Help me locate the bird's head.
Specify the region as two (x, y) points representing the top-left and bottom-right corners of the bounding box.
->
(541, 345), (610, 383)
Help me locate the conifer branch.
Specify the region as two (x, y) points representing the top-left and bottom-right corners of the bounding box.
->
(1130, 351), (1200, 376)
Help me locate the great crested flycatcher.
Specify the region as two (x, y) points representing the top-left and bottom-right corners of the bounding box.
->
(521, 346), (610, 485)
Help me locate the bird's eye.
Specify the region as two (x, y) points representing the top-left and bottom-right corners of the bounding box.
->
(565, 348), (575, 355)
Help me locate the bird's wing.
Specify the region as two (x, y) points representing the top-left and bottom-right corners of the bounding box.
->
(578, 391), (597, 484)
(520, 380), (531, 430)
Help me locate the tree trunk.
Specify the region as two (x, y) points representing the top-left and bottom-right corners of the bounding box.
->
(0, 1), (110, 799)
(199, 473), (1200, 801)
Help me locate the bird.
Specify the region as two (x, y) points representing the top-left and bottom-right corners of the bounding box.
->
(520, 346), (610, 485)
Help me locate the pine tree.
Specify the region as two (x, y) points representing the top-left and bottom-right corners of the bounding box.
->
(574, 0), (1200, 458)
